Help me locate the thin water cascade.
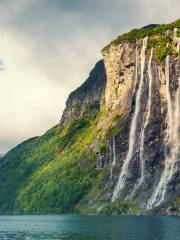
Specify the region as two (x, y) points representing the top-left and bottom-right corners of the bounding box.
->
(130, 48), (154, 199)
(112, 37), (148, 201)
(147, 56), (180, 209)
(110, 136), (116, 179)
(132, 46), (138, 96)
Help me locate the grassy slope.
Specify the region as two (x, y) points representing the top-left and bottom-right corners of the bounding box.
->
(0, 113), (104, 214)
(0, 59), (107, 214)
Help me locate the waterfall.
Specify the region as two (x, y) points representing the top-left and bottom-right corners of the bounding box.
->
(130, 48), (154, 198)
(132, 46), (138, 96)
(112, 37), (148, 201)
(147, 56), (180, 209)
(110, 136), (116, 179)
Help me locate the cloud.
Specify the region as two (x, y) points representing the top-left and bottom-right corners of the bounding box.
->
(0, 0), (179, 154)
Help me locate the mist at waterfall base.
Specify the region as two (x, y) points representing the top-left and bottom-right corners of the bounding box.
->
(0, 215), (179, 240)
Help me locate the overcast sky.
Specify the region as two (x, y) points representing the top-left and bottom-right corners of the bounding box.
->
(0, 0), (179, 154)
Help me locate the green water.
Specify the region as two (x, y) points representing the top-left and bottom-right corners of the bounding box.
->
(0, 215), (179, 240)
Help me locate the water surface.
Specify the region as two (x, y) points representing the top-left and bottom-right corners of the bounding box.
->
(0, 215), (179, 240)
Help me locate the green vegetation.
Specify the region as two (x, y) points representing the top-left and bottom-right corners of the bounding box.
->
(106, 126), (119, 139)
(175, 198), (180, 204)
(0, 110), (103, 214)
(102, 19), (180, 52)
(147, 35), (174, 61)
(99, 201), (139, 215)
(0, 86), (127, 214)
(0, 95), (126, 214)
(99, 142), (107, 154)
(74, 170), (107, 214)
(106, 117), (125, 139)
(112, 113), (124, 123)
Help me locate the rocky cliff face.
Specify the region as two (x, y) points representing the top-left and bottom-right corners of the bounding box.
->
(100, 30), (180, 214)
(60, 60), (106, 126)
(61, 21), (180, 215)
(0, 20), (179, 215)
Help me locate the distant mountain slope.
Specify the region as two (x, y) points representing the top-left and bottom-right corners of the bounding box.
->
(0, 61), (106, 214)
(0, 19), (179, 215)
(142, 24), (159, 29)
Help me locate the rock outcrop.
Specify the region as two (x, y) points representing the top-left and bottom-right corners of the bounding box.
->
(60, 60), (106, 126)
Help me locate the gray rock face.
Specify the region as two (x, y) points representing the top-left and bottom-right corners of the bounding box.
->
(103, 36), (180, 214)
(60, 60), (106, 126)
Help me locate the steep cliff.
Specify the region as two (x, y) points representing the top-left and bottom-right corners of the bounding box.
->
(60, 60), (106, 126)
(0, 19), (179, 215)
(100, 24), (180, 215)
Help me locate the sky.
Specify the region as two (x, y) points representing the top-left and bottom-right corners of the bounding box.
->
(0, 0), (179, 154)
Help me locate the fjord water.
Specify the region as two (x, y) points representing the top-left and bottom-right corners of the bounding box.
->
(0, 215), (179, 240)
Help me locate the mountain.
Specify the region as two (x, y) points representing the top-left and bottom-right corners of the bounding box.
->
(142, 24), (159, 30)
(0, 19), (179, 215)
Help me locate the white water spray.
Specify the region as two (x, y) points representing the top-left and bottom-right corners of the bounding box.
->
(130, 48), (154, 198)
(110, 136), (116, 179)
(132, 46), (138, 96)
(147, 56), (180, 209)
(112, 37), (148, 201)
